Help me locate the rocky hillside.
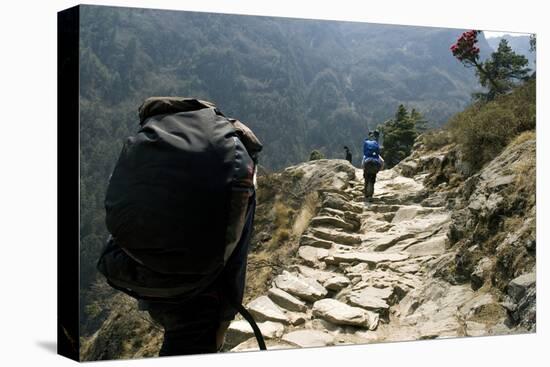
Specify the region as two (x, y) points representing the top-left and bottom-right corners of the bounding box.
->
(81, 131), (535, 359)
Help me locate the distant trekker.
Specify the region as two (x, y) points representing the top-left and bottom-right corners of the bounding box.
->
(97, 97), (265, 356)
(344, 146), (352, 164)
(362, 130), (384, 202)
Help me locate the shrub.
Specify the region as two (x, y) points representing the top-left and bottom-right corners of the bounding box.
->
(448, 79), (535, 171)
(422, 129), (452, 150)
(309, 150), (325, 161)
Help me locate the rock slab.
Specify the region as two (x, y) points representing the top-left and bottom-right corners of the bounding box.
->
(312, 298), (379, 330)
(274, 270), (328, 302)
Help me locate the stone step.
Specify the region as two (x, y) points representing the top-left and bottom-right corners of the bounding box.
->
(273, 270), (328, 302)
(317, 208), (362, 228)
(281, 329), (336, 348)
(347, 292), (390, 318)
(293, 265), (337, 284)
(322, 194), (363, 213)
(318, 207), (345, 218)
(367, 204), (403, 214)
(247, 296), (290, 324)
(369, 232), (416, 252)
(310, 227), (363, 246)
(312, 298), (379, 330)
(350, 286), (394, 301)
(326, 251), (409, 267)
(300, 234), (334, 249)
(298, 246), (330, 267)
(225, 320), (285, 349)
(310, 215), (356, 231)
(268, 287), (308, 313)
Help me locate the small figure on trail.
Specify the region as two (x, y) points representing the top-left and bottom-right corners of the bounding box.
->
(97, 97), (265, 356)
(344, 146), (352, 164)
(362, 130), (384, 202)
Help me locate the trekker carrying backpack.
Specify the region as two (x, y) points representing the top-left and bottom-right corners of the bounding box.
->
(362, 130), (384, 202)
(97, 97), (265, 356)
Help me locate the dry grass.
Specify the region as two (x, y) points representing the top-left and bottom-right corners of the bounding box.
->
(292, 192), (320, 237)
(244, 171), (323, 304)
(422, 129), (452, 151)
(510, 130), (536, 147)
(511, 132), (536, 209)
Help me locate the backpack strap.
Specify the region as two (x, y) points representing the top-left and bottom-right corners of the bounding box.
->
(226, 297), (267, 351)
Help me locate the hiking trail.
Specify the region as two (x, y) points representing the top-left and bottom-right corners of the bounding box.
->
(226, 163), (510, 351)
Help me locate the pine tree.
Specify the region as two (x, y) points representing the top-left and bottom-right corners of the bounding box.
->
(410, 108), (428, 134)
(451, 31), (530, 101)
(477, 39), (530, 100)
(380, 105), (418, 168)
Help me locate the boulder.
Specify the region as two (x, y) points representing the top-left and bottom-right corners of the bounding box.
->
(274, 270), (328, 302)
(288, 312), (308, 326)
(268, 287), (308, 313)
(312, 298), (379, 330)
(459, 293), (498, 318)
(399, 160), (419, 178)
(323, 275), (351, 291)
(282, 160), (356, 192)
(507, 272), (536, 301)
(247, 296), (289, 324)
(470, 257), (494, 290)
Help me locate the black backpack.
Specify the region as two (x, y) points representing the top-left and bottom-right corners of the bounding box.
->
(96, 97), (266, 349)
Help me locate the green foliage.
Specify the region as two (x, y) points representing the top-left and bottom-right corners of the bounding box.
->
(410, 108), (429, 133)
(448, 78), (535, 171)
(309, 150), (325, 161)
(85, 303), (103, 319)
(380, 105), (427, 167)
(474, 39), (530, 101)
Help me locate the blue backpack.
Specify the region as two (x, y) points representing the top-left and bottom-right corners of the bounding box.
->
(363, 139), (380, 160)
(363, 139), (381, 174)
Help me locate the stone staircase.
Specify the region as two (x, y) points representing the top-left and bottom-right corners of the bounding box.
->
(225, 166), (510, 352)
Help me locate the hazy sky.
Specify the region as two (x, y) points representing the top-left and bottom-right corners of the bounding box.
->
(484, 31), (531, 38)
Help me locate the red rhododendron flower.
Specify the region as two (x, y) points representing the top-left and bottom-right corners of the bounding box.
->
(450, 30), (481, 65)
